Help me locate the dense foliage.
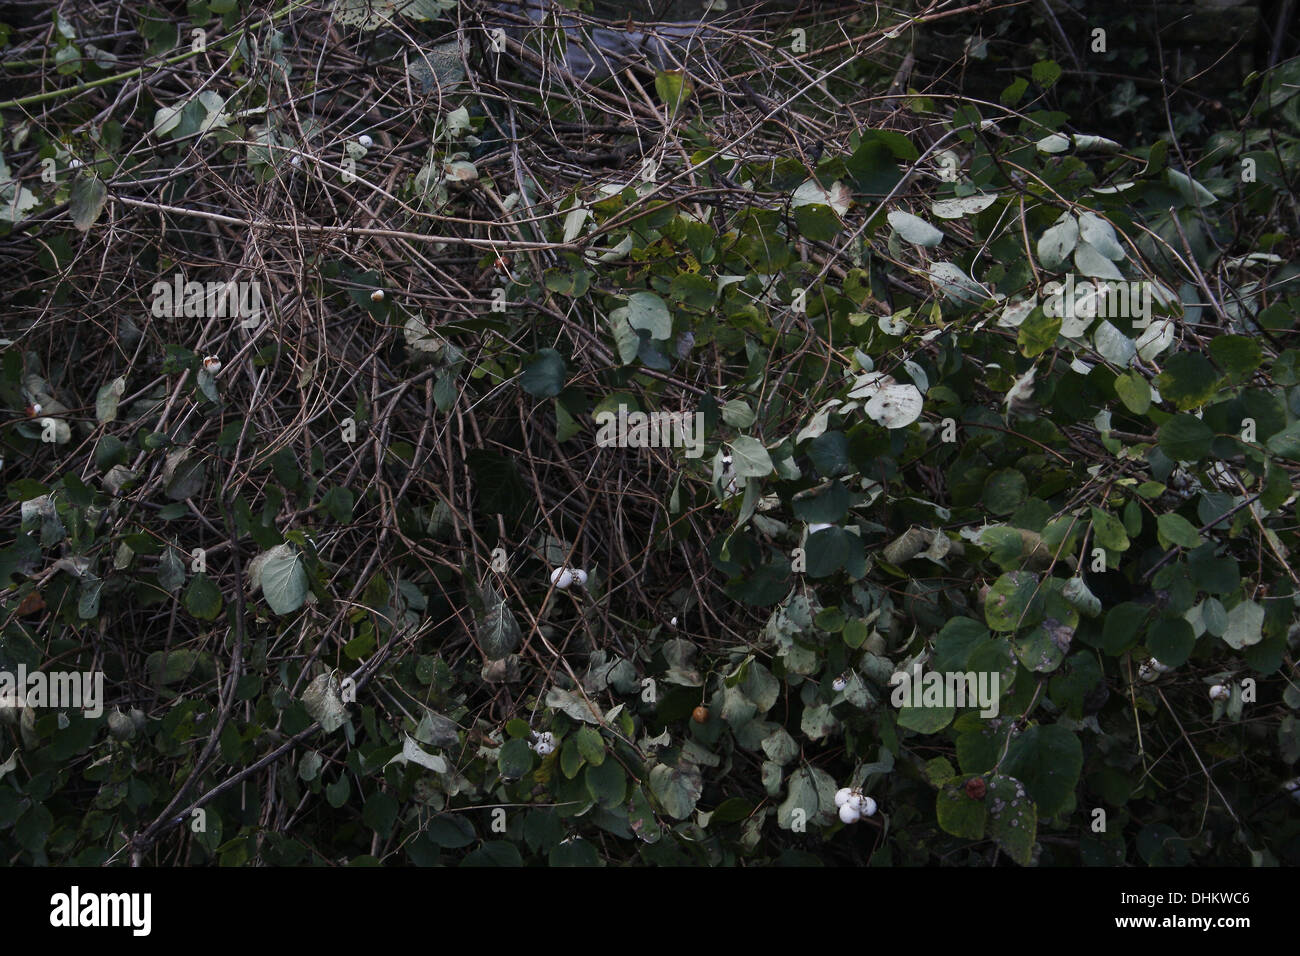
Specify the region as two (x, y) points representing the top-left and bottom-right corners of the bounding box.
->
(1, 0), (1298, 866)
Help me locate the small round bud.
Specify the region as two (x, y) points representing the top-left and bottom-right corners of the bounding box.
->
(107, 709), (135, 741)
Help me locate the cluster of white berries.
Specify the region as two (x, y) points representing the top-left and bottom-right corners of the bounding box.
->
(532, 731), (556, 756)
(550, 566), (588, 590)
(1138, 657), (1173, 682)
(834, 787), (877, 824)
(1209, 683), (1231, 701)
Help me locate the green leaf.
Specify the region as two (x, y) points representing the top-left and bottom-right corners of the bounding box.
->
(720, 399), (756, 429)
(1090, 507), (1129, 551)
(1037, 215), (1078, 270)
(654, 69), (693, 112)
(158, 545), (186, 592)
(728, 435), (773, 478)
(362, 791), (398, 836)
(426, 814), (476, 848)
(936, 777), (986, 839)
(302, 673), (348, 733)
(1017, 308), (1060, 357)
(1221, 599), (1264, 649)
(1156, 513), (1202, 549)
(626, 292), (672, 340)
(777, 765), (837, 829)
(1155, 353), (1219, 410)
(584, 760), (626, 809)
(1267, 422), (1300, 461)
(983, 469), (1027, 515)
(804, 526), (861, 578)
(1114, 372), (1151, 414)
(1031, 59), (1062, 87)
(1146, 615), (1196, 667)
(1000, 724), (1081, 818)
(887, 210), (944, 246)
(95, 377), (126, 422)
(545, 686), (604, 724)
(1159, 414), (1214, 461)
(69, 175), (107, 231)
(145, 649), (206, 685)
(184, 572), (223, 620)
(649, 757), (703, 819)
(984, 571), (1045, 632)
(574, 725), (605, 766)
(261, 545), (309, 615)
(1012, 621), (1068, 673)
(933, 617), (992, 671)
(986, 774), (1037, 865)
(794, 203), (842, 241)
(607, 307), (640, 364)
(897, 704), (955, 733)
(479, 581), (521, 659)
(1209, 335), (1262, 380)
(497, 737), (534, 779)
(1102, 601), (1150, 655)
(520, 348), (566, 398)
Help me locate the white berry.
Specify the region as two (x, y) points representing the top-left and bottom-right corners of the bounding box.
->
(358, 134), (373, 148)
(550, 567), (573, 590)
(859, 796), (878, 817)
(202, 355), (221, 372)
(1209, 684), (1230, 701)
(834, 787), (853, 808)
(571, 569), (588, 587)
(838, 802), (861, 824)
(370, 289), (384, 302)
(532, 731), (556, 755)
(832, 675), (848, 692)
(290, 154), (302, 167)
